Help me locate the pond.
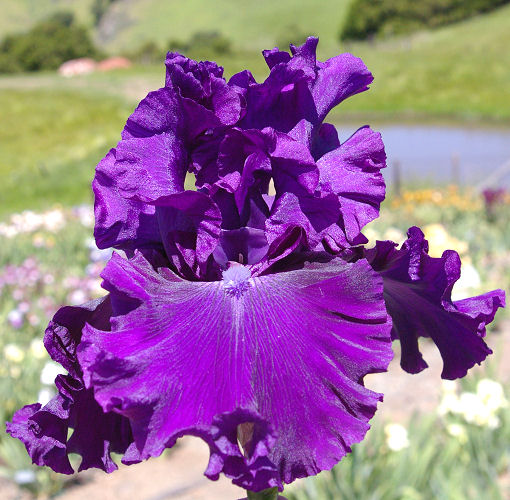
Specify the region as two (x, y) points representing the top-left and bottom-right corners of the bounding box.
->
(336, 123), (510, 187)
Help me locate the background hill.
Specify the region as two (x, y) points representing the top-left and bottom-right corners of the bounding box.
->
(0, 0), (351, 56)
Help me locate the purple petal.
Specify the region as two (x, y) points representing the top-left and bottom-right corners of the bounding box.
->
(312, 52), (373, 124)
(93, 149), (161, 251)
(122, 87), (184, 140)
(213, 228), (268, 267)
(114, 133), (186, 203)
(367, 227), (505, 379)
(6, 399), (73, 474)
(78, 252), (392, 490)
(268, 131), (319, 196)
(240, 37), (373, 146)
(262, 47), (291, 69)
(44, 296), (112, 378)
(165, 52), (241, 134)
(317, 126), (386, 245)
(7, 298), (133, 473)
(265, 191), (340, 249)
(154, 191), (222, 277)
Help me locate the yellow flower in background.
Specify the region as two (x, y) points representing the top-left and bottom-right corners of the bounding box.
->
(422, 223), (468, 257)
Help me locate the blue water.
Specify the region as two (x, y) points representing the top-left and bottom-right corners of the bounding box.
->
(336, 124), (510, 186)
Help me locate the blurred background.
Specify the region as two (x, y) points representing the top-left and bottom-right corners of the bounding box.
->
(1, 1), (510, 499)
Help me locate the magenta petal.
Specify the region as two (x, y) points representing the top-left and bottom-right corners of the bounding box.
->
(367, 227), (505, 379)
(78, 252), (392, 490)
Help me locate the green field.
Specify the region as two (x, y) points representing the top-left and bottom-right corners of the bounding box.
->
(1, 3), (510, 215)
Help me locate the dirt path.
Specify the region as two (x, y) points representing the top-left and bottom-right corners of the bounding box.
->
(3, 322), (509, 500)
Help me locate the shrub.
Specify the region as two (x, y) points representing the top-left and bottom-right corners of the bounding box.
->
(340, 0), (510, 41)
(0, 12), (99, 73)
(187, 30), (232, 54)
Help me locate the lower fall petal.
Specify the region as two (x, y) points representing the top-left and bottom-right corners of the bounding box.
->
(78, 252), (392, 490)
(367, 227), (505, 379)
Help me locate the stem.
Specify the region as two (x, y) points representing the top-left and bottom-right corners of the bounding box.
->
(246, 487), (281, 500)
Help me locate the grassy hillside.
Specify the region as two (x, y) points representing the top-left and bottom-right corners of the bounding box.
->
(332, 3), (510, 122)
(0, 0), (95, 35)
(96, 0), (350, 55)
(0, 0), (350, 57)
(0, 88), (132, 216)
(1, 3), (510, 215)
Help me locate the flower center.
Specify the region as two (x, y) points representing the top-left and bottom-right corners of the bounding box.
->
(221, 264), (252, 298)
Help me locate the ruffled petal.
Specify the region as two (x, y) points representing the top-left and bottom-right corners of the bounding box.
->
(367, 227), (505, 379)
(122, 88), (184, 140)
(93, 149), (161, 251)
(265, 191), (340, 249)
(78, 252), (392, 490)
(114, 132), (186, 203)
(240, 37), (373, 146)
(44, 296), (112, 378)
(7, 298), (133, 473)
(165, 52), (241, 134)
(317, 126), (386, 245)
(6, 399), (73, 474)
(154, 191), (222, 278)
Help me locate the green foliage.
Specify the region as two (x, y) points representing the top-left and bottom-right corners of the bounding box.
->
(187, 30), (232, 55)
(275, 24), (312, 51)
(0, 88), (132, 216)
(0, 12), (99, 73)
(340, 0), (510, 41)
(288, 377), (510, 499)
(126, 40), (165, 65)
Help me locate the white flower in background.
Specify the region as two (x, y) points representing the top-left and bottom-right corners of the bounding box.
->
(37, 388), (55, 406)
(69, 289), (87, 305)
(40, 361), (66, 385)
(363, 227), (381, 246)
(446, 423), (468, 442)
(0, 222), (17, 238)
(442, 380), (458, 394)
(458, 391), (500, 428)
(438, 393), (463, 416)
(477, 379), (508, 412)
(74, 204), (94, 227)
(458, 392), (484, 423)
(42, 208), (65, 232)
(383, 228), (406, 246)
(14, 469), (36, 485)
(30, 338), (47, 359)
(385, 423), (410, 451)
(423, 223), (468, 258)
(451, 259), (481, 301)
(4, 343), (25, 363)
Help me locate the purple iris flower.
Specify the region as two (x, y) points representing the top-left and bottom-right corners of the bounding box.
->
(6, 38), (504, 494)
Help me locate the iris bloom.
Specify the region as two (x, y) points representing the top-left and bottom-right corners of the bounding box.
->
(7, 38), (504, 496)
